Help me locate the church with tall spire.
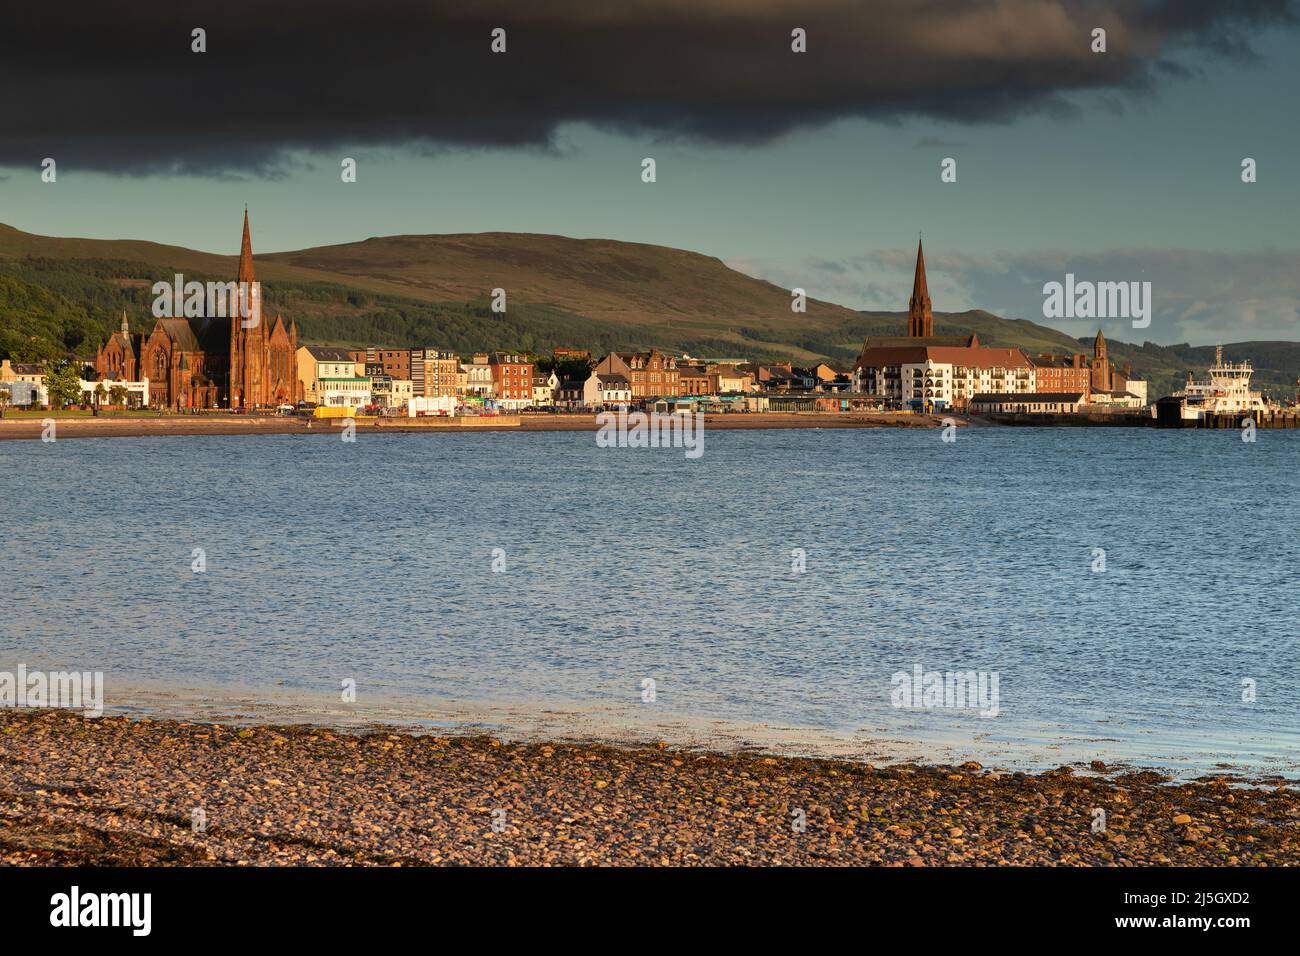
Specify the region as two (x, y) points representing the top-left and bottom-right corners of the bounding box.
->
(853, 235), (1036, 411)
(96, 209), (301, 409)
(854, 236), (980, 355)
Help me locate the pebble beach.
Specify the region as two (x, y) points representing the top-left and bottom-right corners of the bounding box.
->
(1, 710), (1296, 866)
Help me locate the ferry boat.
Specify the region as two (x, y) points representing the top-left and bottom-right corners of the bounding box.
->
(1166, 346), (1270, 421)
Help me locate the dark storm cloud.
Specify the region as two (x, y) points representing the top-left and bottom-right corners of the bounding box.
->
(1, 0), (1294, 176)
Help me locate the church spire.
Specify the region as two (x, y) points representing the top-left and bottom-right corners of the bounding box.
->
(907, 237), (933, 337)
(237, 206), (255, 285)
(120, 310), (130, 336)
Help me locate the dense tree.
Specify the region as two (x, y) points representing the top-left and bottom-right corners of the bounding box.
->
(44, 359), (83, 410)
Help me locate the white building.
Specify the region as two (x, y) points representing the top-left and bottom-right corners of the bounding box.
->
(80, 378), (150, 407)
(532, 370), (559, 407)
(371, 377), (414, 411)
(582, 371), (632, 407)
(970, 392), (1085, 414)
(855, 339), (1035, 411)
(0, 379), (46, 408)
(296, 346), (371, 407)
(1089, 389), (1146, 409)
(318, 377), (372, 409)
(460, 355), (495, 399)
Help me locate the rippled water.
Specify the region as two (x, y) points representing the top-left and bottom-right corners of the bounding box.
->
(2, 426), (1297, 774)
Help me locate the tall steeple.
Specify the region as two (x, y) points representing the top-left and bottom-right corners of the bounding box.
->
(1091, 328), (1111, 392)
(907, 237), (933, 337)
(237, 205), (255, 286)
(120, 310), (130, 336)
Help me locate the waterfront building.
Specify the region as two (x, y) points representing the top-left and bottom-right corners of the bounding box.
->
(854, 238), (1035, 410)
(582, 370), (632, 407)
(0, 361), (47, 388)
(532, 370), (559, 407)
(555, 378), (586, 407)
(489, 352), (534, 410)
(856, 344), (1034, 411)
(788, 366), (819, 391)
(369, 376), (413, 411)
(410, 349), (459, 398)
(1088, 389), (1146, 409)
(677, 365), (710, 396)
(1031, 335), (1146, 407)
(350, 347), (411, 381)
(1032, 353), (1092, 397)
(460, 354), (495, 400)
(970, 392), (1085, 415)
(809, 363), (840, 385)
(92, 210), (301, 410)
(78, 377), (149, 407)
(709, 364), (754, 394)
(594, 349), (680, 399)
(1120, 377), (1147, 406)
(139, 317), (227, 409)
(297, 345), (371, 407)
(0, 378), (46, 407)
(93, 316), (142, 382)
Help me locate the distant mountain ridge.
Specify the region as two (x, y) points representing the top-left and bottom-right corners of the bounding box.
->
(0, 222), (1294, 399)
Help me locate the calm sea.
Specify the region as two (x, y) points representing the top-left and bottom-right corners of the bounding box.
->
(2, 426), (1297, 775)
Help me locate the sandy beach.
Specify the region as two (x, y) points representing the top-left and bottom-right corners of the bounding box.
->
(0, 411), (955, 441)
(1, 709), (1294, 866)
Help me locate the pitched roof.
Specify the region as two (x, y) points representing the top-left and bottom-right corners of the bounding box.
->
(857, 344), (1032, 370)
(156, 318), (202, 353)
(1033, 354), (1086, 368)
(306, 345), (356, 361)
(860, 334), (976, 350)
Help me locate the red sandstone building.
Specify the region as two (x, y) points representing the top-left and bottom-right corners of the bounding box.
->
(593, 349), (681, 399)
(95, 210), (301, 410)
(1032, 353), (1092, 397)
(488, 352), (534, 409)
(350, 348), (412, 381)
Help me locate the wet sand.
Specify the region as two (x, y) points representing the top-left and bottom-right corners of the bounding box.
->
(0, 411), (953, 441)
(1, 710), (1294, 866)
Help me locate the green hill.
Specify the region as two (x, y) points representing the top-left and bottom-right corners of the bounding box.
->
(0, 222), (1294, 400)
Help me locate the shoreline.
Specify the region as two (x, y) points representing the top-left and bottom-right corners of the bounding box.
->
(1, 709), (1294, 866)
(0, 411), (956, 441)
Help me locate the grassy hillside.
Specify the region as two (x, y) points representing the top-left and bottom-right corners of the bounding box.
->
(0, 222), (1294, 400)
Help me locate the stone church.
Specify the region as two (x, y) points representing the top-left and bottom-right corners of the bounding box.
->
(96, 210), (301, 409)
